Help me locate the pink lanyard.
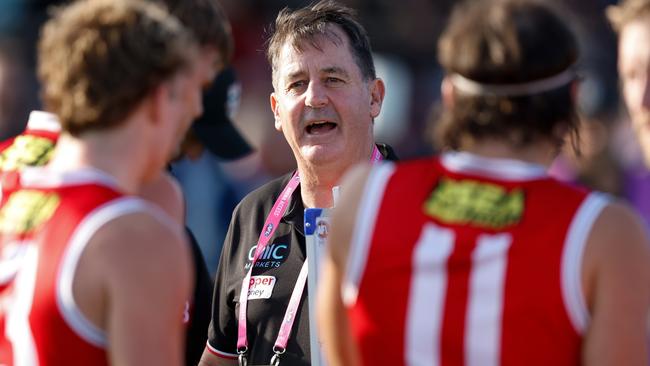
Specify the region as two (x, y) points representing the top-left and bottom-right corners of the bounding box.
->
(237, 146), (383, 365)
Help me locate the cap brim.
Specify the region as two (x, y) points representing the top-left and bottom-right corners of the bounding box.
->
(191, 67), (253, 160)
(192, 119), (253, 160)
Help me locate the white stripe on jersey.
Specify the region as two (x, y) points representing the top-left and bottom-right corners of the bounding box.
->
(405, 223), (454, 366)
(26, 111), (61, 133)
(465, 233), (512, 366)
(5, 245), (39, 366)
(561, 192), (610, 334)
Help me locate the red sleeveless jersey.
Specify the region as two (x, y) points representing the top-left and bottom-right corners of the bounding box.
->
(0, 168), (158, 365)
(343, 152), (609, 366)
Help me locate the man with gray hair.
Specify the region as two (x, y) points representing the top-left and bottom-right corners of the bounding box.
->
(200, 1), (397, 365)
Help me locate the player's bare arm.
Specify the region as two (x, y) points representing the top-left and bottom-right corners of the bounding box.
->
(317, 163), (372, 366)
(76, 210), (193, 366)
(582, 201), (650, 366)
(139, 172), (186, 225)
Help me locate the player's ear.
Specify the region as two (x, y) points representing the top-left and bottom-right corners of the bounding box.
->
(270, 92), (282, 132)
(570, 79), (579, 103)
(146, 82), (169, 126)
(369, 78), (385, 119)
(441, 76), (455, 108)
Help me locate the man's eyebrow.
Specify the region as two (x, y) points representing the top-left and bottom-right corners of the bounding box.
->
(283, 66), (350, 82)
(286, 70), (307, 81)
(322, 66), (349, 77)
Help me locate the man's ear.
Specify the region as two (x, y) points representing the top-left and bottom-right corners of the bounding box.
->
(570, 79), (579, 103)
(369, 78), (386, 119)
(147, 82), (170, 126)
(441, 76), (455, 108)
(270, 92), (282, 132)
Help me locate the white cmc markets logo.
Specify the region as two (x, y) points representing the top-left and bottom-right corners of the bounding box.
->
(245, 243), (288, 269)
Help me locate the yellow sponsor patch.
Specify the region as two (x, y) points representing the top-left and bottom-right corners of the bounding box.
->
(424, 178), (524, 229)
(0, 190), (60, 234)
(0, 135), (55, 171)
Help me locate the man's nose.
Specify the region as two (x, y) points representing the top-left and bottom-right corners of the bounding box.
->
(305, 81), (328, 108)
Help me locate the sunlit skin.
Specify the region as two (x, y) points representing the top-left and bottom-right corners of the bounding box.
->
(157, 54), (205, 172)
(176, 46), (224, 159)
(269, 25), (384, 207)
(168, 46), (224, 160)
(619, 18), (650, 167)
(197, 46), (224, 89)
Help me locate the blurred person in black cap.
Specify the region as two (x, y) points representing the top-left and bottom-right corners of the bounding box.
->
(173, 64), (252, 279)
(145, 0), (252, 365)
(190, 66), (251, 160)
(154, 0), (252, 283)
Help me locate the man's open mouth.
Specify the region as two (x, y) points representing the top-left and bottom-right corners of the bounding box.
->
(306, 121), (337, 134)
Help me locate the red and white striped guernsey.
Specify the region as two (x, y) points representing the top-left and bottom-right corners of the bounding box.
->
(0, 167), (166, 366)
(343, 152), (609, 366)
(0, 111), (61, 172)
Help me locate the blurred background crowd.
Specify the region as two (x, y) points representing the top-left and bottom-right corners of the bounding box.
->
(0, 0), (644, 272)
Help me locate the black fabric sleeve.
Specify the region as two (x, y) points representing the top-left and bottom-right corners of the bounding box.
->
(206, 207), (240, 356)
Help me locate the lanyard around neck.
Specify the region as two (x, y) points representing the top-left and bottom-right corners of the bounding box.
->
(236, 145), (384, 363)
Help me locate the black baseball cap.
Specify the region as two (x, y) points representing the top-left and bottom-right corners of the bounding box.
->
(192, 67), (253, 160)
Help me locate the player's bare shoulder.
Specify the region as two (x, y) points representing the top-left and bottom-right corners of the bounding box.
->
(80, 197), (191, 293)
(329, 163), (379, 265)
(581, 199), (650, 365)
(584, 199), (650, 278)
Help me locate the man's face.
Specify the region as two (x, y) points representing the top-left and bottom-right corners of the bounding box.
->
(158, 49), (218, 165)
(620, 19), (650, 166)
(197, 46), (224, 89)
(168, 47), (223, 159)
(269, 25), (384, 170)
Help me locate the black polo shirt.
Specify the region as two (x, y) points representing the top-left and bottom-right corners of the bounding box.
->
(207, 144), (398, 365)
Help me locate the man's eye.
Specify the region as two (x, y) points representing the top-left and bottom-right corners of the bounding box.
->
(326, 77), (343, 84)
(288, 81), (306, 90)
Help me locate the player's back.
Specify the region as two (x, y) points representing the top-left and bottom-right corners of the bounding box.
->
(344, 152), (607, 366)
(0, 167), (152, 365)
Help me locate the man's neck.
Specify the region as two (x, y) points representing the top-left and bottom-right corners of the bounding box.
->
(48, 131), (147, 194)
(297, 163), (340, 208)
(463, 138), (556, 167)
(296, 142), (379, 208)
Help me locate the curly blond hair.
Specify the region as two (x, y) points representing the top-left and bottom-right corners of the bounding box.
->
(38, 0), (196, 135)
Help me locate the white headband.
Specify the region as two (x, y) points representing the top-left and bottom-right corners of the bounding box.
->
(449, 67), (577, 97)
